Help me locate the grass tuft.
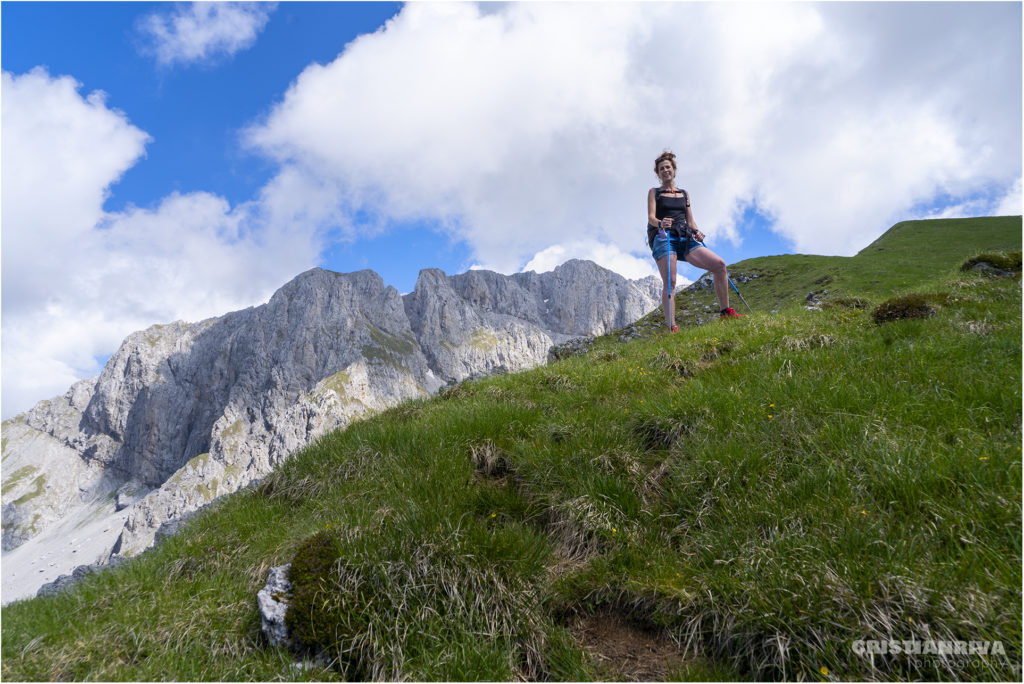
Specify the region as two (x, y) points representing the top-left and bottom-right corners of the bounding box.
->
(471, 439), (516, 479)
(284, 519), (551, 680)
(823, 296), (872, 310)
(630, 415), (692, 452)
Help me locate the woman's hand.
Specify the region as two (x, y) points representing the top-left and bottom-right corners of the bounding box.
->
(693, 229), (705, 242)
(660, 217), (673, 230)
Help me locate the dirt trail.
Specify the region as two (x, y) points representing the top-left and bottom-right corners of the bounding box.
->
(569, 608), (688, 681)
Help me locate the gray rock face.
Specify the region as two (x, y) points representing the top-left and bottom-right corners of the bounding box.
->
(35, 555), (128, 600)
(3, 260), (659, 598)
(1, 378), (113, 551)
(258, 564), (293, 648)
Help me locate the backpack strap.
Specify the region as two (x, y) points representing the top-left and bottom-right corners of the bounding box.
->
(655, 187), (688, 205)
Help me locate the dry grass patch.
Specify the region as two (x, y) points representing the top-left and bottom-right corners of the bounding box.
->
(471, 440), (516, 479)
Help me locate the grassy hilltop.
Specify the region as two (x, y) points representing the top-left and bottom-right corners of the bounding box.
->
(2, 216), (1020, 681)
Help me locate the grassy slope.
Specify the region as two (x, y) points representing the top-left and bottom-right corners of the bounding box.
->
(652, 216), (1023, 330)
(2, 217), (1020, 682)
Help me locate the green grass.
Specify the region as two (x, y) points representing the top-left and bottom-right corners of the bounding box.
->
(2, 217), (1020, 681)
(726, 215), (1019, 305)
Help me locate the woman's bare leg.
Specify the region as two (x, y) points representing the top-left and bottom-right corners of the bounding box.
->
(657, 254), (677, 327)
(685, 246), (730, 310)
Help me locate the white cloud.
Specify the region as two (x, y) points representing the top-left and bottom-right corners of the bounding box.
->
(4, 2), (1020, 417)
(994, 178), (1022, 217)
(247, 1), (1020, 272)
(1, 68), (151, 308)
(137, 1), (275, 67)
(520, 241), (668, 284)
(246, 2), (660, 273)
(1, 68), (318, 418)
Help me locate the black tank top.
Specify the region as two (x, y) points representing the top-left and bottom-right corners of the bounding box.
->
(647, 188), (690, 247)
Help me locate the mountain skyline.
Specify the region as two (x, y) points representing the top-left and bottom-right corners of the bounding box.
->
(2, 1), (1021, 418)
(2, 257), (662, 603)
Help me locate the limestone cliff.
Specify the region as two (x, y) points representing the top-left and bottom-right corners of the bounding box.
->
(1, 260), (658, 601)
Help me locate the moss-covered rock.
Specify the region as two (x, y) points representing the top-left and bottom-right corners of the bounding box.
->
(285, 530), (348, 659)
(469, 328), (499, 352)
(960, 250), (1022, 274)
(316, 369), (351, 399)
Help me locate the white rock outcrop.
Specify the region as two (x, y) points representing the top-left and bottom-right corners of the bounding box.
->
(258, 564), (293, 649)
(2, 261), (659, 602)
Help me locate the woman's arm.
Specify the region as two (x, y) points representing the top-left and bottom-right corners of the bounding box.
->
(685, 193), (704, 241)
(647, 189), (663, 229)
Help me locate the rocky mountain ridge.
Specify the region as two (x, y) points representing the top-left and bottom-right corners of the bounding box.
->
(1, 260), (659, 603)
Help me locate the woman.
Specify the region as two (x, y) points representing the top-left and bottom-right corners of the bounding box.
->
(647, 150), (743, 332)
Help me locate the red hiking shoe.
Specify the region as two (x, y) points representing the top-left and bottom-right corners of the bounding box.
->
(720, 307), (744, 319)
(670, 325), (679, 333)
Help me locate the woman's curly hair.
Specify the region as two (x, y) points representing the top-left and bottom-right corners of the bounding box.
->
(654, 149), (676, 173)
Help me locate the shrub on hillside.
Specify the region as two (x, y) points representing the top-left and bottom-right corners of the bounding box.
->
(872, 293), (934, 324)
(960, 250), (1022, 274)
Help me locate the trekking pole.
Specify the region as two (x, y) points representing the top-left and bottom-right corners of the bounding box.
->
(692, 236), (754, 315)
(727, 276), (754, 314)
(659, 228), (671, 300)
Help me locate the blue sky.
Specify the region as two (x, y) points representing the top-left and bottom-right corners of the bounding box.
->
(2, 2), (393, 208)
(2, 1), (1021, 418)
